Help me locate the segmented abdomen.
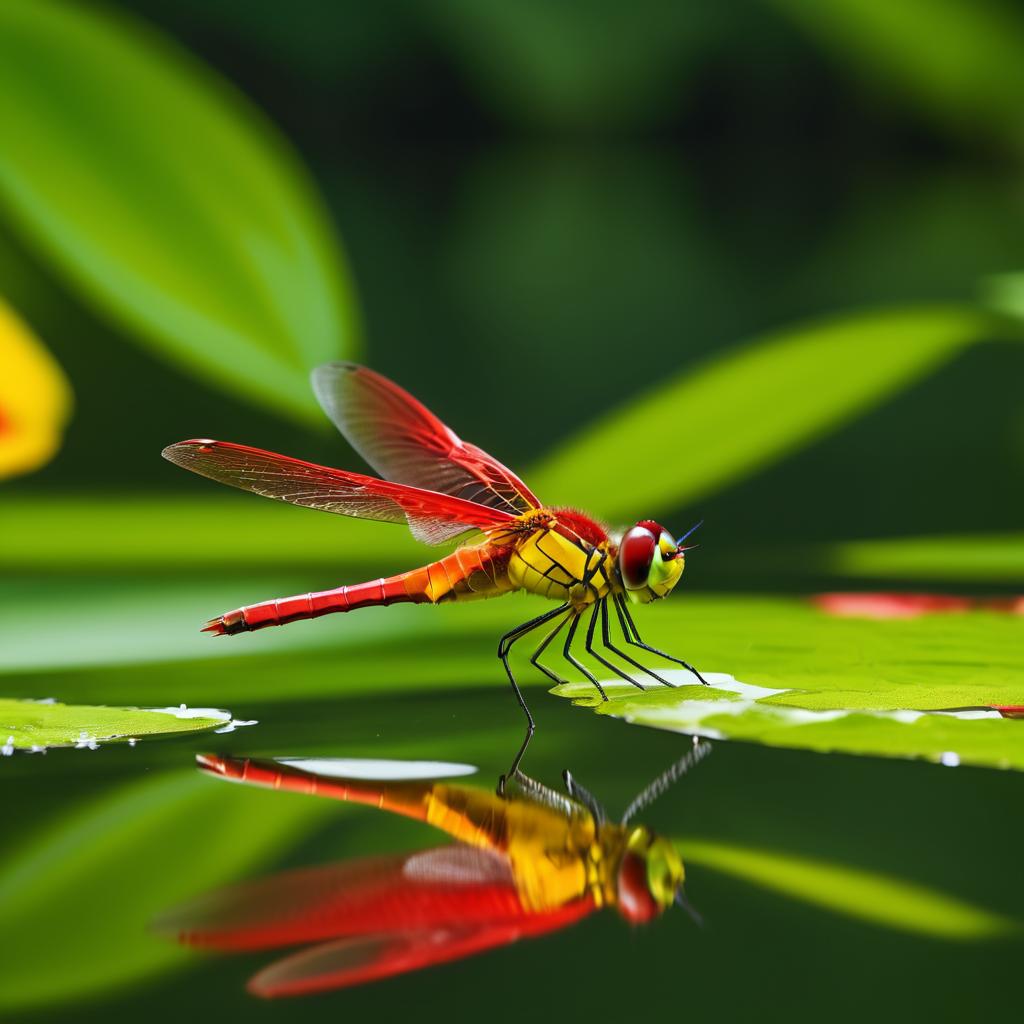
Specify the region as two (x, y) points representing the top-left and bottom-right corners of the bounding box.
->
(206, 544), (515, 635)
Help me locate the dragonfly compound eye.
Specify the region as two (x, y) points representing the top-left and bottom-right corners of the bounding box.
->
(619, 525), (658, 590)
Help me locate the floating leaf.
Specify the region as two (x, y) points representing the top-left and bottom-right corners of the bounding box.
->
(554, 671), (1024, 772)
(0, 296), (71, 478)
(0, 0), (358, 424)
(530, 306), (987, 518)
(679, 838), (1016, 939)
(0, 771), (333, 1011)
(546, 594), (1024, 770)
(0, 697), (240, 752)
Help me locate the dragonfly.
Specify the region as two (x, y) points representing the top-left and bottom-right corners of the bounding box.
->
(156, 744), (710, 997)
(162, 363), (707, 775)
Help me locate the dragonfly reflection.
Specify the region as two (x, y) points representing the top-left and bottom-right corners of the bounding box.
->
(157, 744), (710, 997)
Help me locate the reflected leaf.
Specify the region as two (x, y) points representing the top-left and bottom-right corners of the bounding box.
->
(0, 697), (239, 752)
(679, 838), (1016, 939)
(530, 306), (987, 518)
(0, 296), (71, 479)
(0, 0), (358, 424)
(0, 770), (333, 1011)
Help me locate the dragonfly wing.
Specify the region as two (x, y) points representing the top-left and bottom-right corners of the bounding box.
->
(249, 922), (544, 997)
(161, 439), (516, 545)
(312, 363), (541, 515)
(156, 847), (524, 952)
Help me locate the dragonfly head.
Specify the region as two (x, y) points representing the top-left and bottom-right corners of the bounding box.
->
(616, 826), (686, 923)
(619, 520), (700, 603)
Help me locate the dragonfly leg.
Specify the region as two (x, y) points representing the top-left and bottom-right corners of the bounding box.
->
(600, 597), (675, 687)
(562, 612), (608, 702)
(530, 609), (573, 685)
(585, 601), (646, 691)
(613, 593), (709, 686)
(562, 769), (607, 825)
(497, 602), (572, 788)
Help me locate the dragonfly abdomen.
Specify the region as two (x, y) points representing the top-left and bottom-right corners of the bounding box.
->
(204, 546), (515, 635)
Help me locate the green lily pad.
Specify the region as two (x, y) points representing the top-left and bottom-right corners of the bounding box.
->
(551, 596), (1024, 771)
(553, 672), (1024, 771)
(0, 698), (244, 753)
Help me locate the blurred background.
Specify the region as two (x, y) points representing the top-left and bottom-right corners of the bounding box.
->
(1, 1), (1023, 1021)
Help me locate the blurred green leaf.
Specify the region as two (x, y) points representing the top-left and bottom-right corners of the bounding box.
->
(429, 0), (715, 129)
(0, 0), (358, 424)
(0, 495), (416, 574)
(985, 272), (1024, 327)
(0, 697), (233, 751)
(530, 306), (988, 519)
(679, 838), (1016, 939)
(827, 533), (1024, 582)
(0, 770), (333, 1011)
(769, 0), (1024, 150)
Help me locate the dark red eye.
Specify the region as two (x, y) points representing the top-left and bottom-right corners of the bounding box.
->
(619, 525), (656, 589)
(617, 852), (660, 924)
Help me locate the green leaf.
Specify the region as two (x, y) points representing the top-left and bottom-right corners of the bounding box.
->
(0, 770), (333, 1011)
(549, 596), (1024, 771)
(0, 495), (415, 574)
(529, 306), (987, 519)
(827, 532), (1024, 582)
(768, 0), (1024, 151)
(0, 0), (358, 424)
(678, 838), (1016, 939)
(0, 697), (237, 751)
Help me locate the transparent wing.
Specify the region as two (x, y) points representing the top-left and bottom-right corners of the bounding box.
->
(161, 439), (516, 545)
(312, 363), (541, 515)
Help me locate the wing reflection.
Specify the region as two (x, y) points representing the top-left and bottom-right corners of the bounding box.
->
(156, 743), (710, 997)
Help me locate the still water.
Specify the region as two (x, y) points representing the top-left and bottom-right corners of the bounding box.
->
(3, 682), (1021, 1023)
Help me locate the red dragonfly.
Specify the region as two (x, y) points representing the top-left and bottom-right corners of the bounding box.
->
(156, 745), (709, 997)
(163, 364), (706, 773)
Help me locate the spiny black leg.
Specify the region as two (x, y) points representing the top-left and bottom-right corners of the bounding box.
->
(600, 598), (675, 688)
(530, 610), (572, 685)
(613, 593), (709, 687)
(562, 769), (607, 825)
(562, 612), (608, 702)
(497, 602), (572, 789)
(585, 601), (646, 691)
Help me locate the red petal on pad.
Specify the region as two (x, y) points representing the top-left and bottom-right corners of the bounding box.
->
(814, 593), (973, 620)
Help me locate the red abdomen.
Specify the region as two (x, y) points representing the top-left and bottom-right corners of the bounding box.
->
(205, 544), (514, 635)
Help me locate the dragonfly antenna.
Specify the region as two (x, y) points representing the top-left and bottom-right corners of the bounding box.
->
(675, 889), (705, 928)
(620, 736), (712, 825)
(676, 519), (704, 545)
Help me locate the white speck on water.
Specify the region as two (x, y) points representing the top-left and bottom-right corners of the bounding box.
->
(940, 751), (961, 767)
(214, 718), (258, 734)
(128, 737), (137, 747)
(1, 736), (14, 756)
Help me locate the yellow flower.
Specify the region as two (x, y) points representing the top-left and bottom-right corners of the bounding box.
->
(0, 298), (72, 479)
